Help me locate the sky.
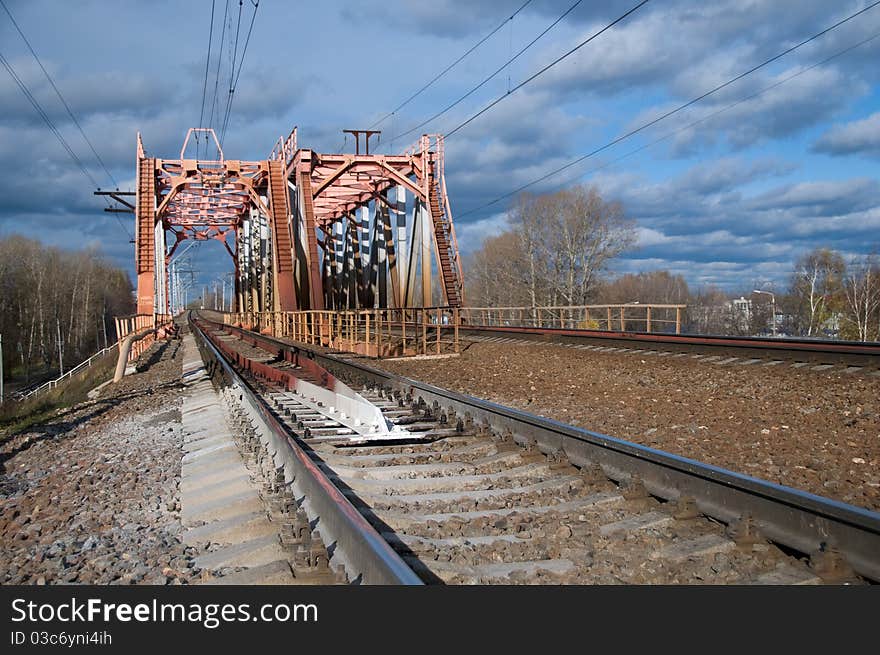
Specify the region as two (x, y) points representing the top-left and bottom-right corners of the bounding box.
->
(1, 0), (879, 295)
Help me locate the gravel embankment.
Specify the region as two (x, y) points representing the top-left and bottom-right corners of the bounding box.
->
(0, 338), (197, 585)
(377, 342), (880, 512)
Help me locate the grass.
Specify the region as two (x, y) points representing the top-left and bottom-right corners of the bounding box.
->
(0, 353), (116, 436)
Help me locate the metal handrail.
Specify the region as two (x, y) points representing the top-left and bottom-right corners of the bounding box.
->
(19, 343), (118, 400)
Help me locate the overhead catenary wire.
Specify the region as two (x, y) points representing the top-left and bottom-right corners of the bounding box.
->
(220, 0), (259, 147)
(444, 0), (652, 138)
(207, 0), (231, 157)
(367, 0), (534, 131)
(219, 0), (244, 146)
(1, 0), (118, 188)
(395, 0), (587, 142)
(197, 0), (217, 160)
(520, 30), (880, 206)
(0, 51), (132, 241)
(455, 0), (880, 219)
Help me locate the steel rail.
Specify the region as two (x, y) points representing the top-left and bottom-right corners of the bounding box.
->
(456, 324), (880, 366)
(205, 315), (880, 582)
(189, 315), (423, 585)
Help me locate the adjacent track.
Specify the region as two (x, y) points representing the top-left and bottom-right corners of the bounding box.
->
(456, 325), (880, 369)
(190, 313), (880, 584)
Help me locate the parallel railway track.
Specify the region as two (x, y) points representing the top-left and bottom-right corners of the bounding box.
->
(189, 313), (880, 584)
(456, 325), (880, 371)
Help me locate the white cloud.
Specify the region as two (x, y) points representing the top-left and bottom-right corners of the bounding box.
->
(813, 111), (880, 158)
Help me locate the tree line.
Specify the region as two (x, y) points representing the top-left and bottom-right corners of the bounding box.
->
(464, 186), (879, 341)
(0, 235), (134, 385)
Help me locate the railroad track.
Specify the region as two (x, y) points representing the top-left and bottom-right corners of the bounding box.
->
(189, 313), (880, 584)
(456, 325), (880, 373)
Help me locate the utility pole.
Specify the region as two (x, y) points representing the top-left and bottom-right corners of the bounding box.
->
(752, 289), (776, 337)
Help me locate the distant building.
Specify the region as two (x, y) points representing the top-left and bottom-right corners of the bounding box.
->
(727, 296), (751, 333)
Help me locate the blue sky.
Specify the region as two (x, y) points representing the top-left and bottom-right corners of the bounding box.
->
(1, 0), (879, 294)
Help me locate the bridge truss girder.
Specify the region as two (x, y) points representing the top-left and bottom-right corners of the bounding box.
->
(134, 128), (464, 315)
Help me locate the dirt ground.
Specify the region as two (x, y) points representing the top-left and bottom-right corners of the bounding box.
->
(377, 342), (880, 512)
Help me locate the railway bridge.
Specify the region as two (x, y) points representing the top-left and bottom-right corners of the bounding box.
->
(133, 127), (463, 317)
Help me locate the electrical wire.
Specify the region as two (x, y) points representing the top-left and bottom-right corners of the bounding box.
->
(516, 30), (880, 206)
(455, 0), (880, 219)
(367, 0), (534, 131)
(219, 0), (243, 145)
(207, 0), (230, 157)
(220, 0), (259, 146)
(0, 51), (132, 240)
(197, 0), (216, 160)
(445, 0), (651, 138)
(395, 0), (586, 142)
(1, 0), (118, 187)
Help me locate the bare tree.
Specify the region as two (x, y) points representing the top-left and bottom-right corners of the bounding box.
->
(841, 254), (880, 342)
(598, 270), (689, 304)
(789, 248), (845, 336)
(0, 235), (135, 387)
(477, 185), (636, 308)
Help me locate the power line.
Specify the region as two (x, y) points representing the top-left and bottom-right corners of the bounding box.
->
(220, 0), (259, 146)
(455, 0), (880, 219)
(0, 0), (118, 188)
(395, 0), (585, 142)
(0, 50), (132, 241)
(445, 0), (651, 138)
(367, 0), (534, 131)
(0, 51), (98, 186)
(526, 30), (880, 205)
(197, 0), (216, 160)
(207, 0), (230, 156)
(220, 0), (244, 146)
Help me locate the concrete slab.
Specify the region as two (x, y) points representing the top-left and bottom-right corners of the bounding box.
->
(182, 479), (255, 512)
(196, 534), (287, 571)
(183, 510), (276, 545)
(599, 511), (673, 537)
(181, 442), (238, 465)
(203, 559), (295, 585)
(181, 489), (265, 526)
(755, 564), (821, 585)
(183, 434), (233, 453)
(182, 452), (246, 478)
(181, 466), (252, 494)
(652, 534), (735, 562)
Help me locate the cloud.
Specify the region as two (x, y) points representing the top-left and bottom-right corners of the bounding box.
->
(747, 178), (880, 216)
(454, 212), (509, 253)
(812, 111), (880, 158)
(2, 0), (879, 296)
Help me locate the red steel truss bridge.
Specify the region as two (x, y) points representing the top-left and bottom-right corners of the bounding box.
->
(132, 126), (464, 315)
